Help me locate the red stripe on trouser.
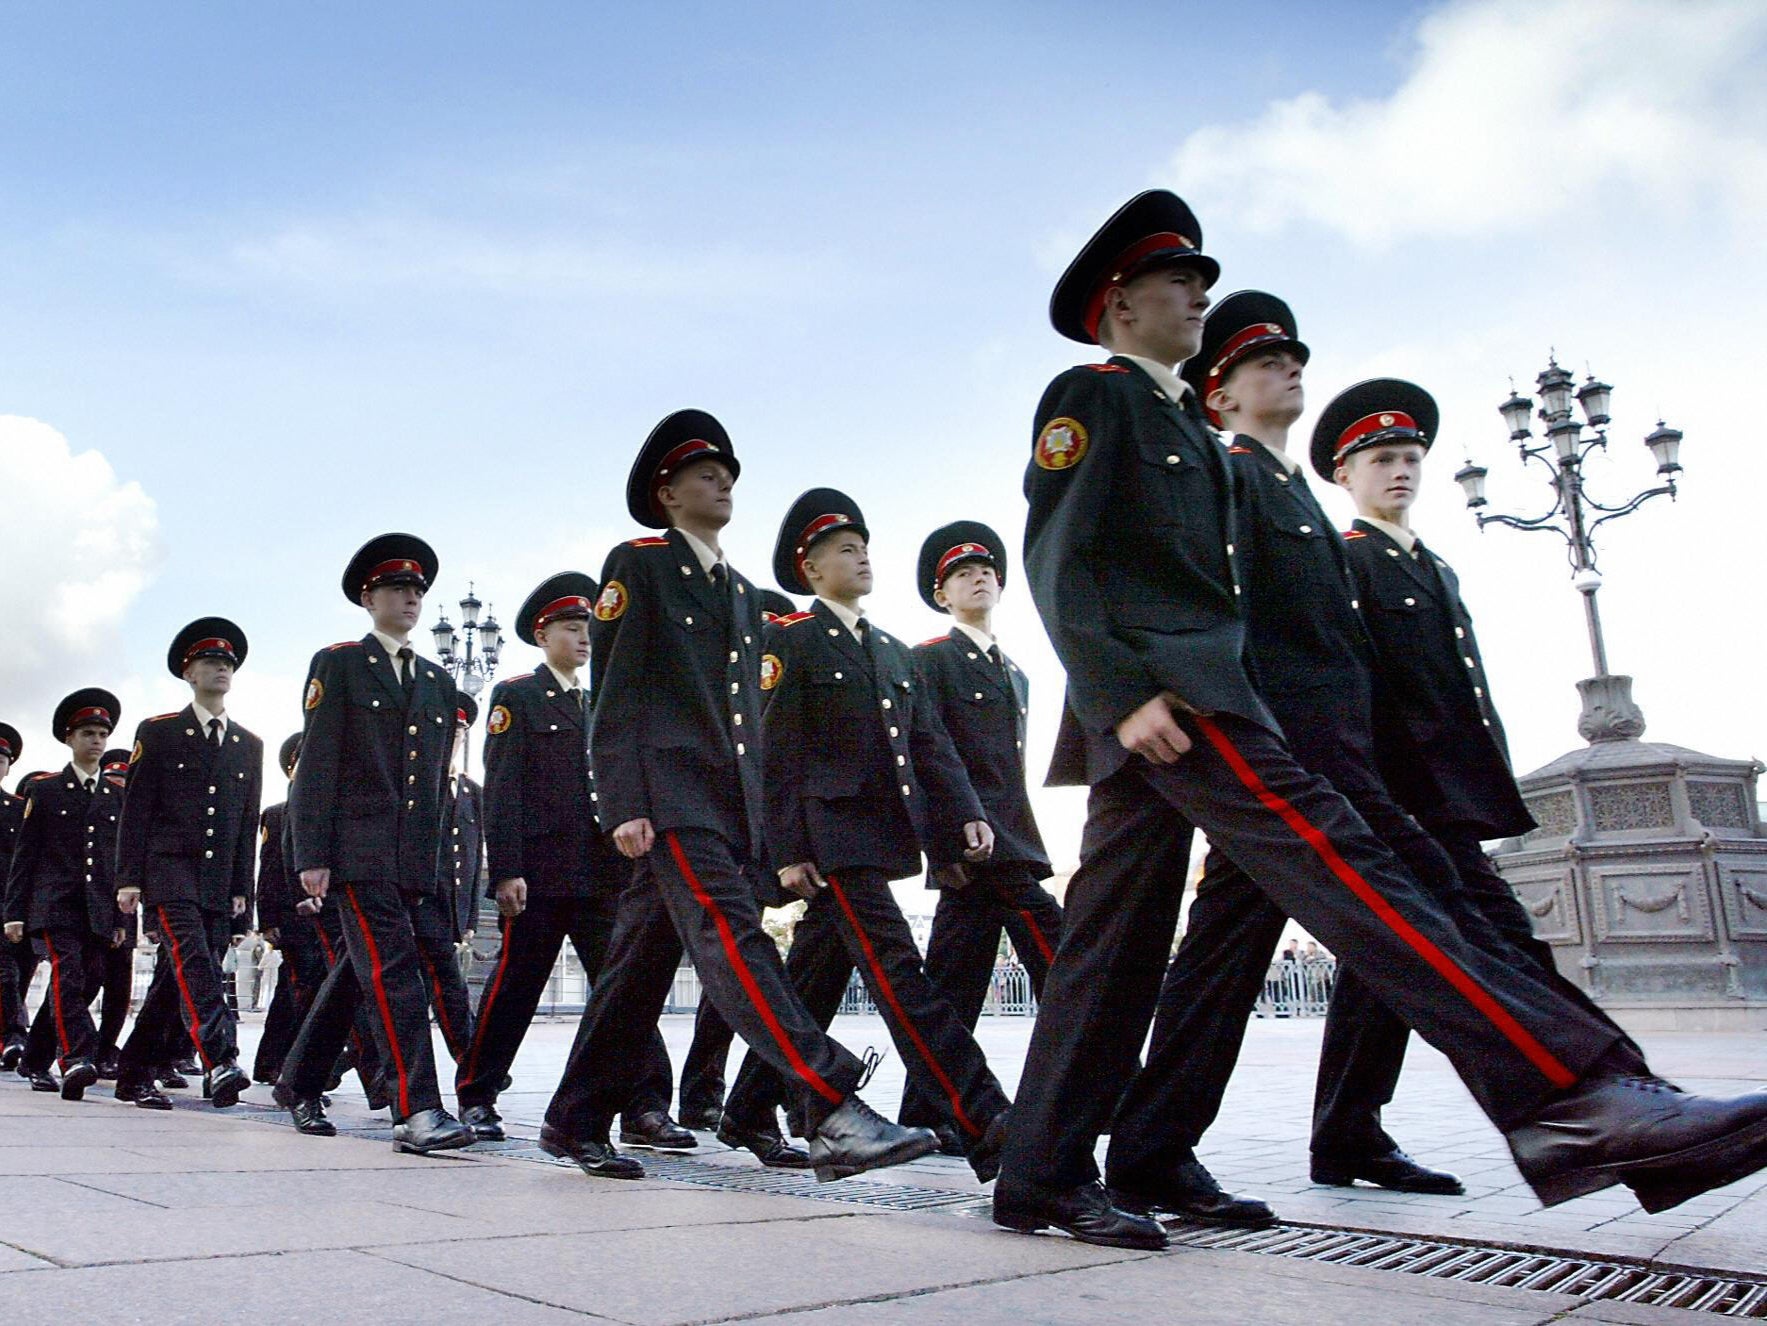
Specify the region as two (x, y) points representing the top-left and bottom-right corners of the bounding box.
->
(157, 907), (214, 1071)
(1016, 909), (1055, 965)
(666, 832), (841, 1105)
(420, 950), (462, 1059)
(46, 943), (71, 1060)
(460, 915), (514, 1082)
(1193, 715), (1577, 1089)
(343, 885), (412, 1118)
(826, 874), (980, 1137)
(315, 922), (339, 967)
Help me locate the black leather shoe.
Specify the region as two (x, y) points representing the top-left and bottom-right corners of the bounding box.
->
(60, 1059), (98, 1101)
(968, 1111), (1010, 1184)
(1312, 1148), (1463, 1195)
(206, 1064), (249, 1110)
(1508, 1076), (1767, 1210)
(461, 1103), (506, 1142)
(115, 1080), (174, 1110)
(1112, 1160), (1277, 1228)
(538, 1123), (644, 1178)
(155, 1068), (190, 1091)
(679, 1103), (725, 1131)
(931, 1123), (966, 1157)
(94, 1051), (120, 1081)
(994, 1180), (1167, 1250)
(717, 1115), (811, 1168)
(0, 1042), (21, 1072)
(392, 1108), (476, 1155)
(806, 1096), (939, 1182)
(29, 1069), (59, 1092)
(173, 1056), (199, 1075)
(619, 1109), (697, 1151)
(289, 1097), (337, 1136)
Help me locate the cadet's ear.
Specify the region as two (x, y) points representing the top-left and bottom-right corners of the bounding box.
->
(932, 583), (950, 611)
(1207, 385), (1233, 421)
(1333, 462), (1354, 491)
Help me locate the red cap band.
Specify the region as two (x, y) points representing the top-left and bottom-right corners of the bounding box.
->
(0, 738), (13, 758)
(794, 513), (856, 585)
(934, 542), (994, 587)
(182, 636), (238, 668)
(455, 708), (470, 726)
(1335, 410), (1421, 463)
(650, 438), (724, 514)
(1083, 231), (1197, 339)
(1202, 322), (1291, 423)
(533, 595), (591, 629)
(364, 558), (425, 591)
(69, 706), (112, 730)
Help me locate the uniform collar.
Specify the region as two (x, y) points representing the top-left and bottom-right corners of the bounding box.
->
(1113, 352), (1191, 402)
(1361, 514), (1418, 553)
(370, 628), (413, 658)
(950, 620), (994, 652)
(190, 697), (228, 735)
(542, 660), (582, 694)
(676, 526), (726, 578)
(817, 596), (866, 641)
(1237, 433), (1299, 475)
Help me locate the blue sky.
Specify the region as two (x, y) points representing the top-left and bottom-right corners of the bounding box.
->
(3, 0), (1764, 876)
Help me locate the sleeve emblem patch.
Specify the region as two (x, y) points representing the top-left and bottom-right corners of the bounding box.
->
(487, 705), (512, 736)
(760, 653), (783, 691)
(1035, 417), (1090, 471)
(594, 580), (629, 622)
(130, 740), (143, 765)
(304, 677), (324, 711)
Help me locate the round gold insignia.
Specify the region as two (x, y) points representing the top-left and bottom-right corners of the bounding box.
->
(303, 677), (324, 711)
(594, 580), (629, 622)
(1380, 413), (1395, 427)
(760, 653), (783, 691)
(487, 704), (512, 736)
(1035, 417), (1090, 471)
(129, 740), (143, 765)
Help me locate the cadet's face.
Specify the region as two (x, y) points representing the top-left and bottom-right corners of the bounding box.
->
(362, 584), (425, 633)
(934, 561), (1000, 615)
(183, 657), (235, 694)
(1214, 348), (1304, 425)
(0, 754), (11, 782)
(804, 530), (872, 599)
(1338, 443), (1427, 514)
(1110, 266), (1211, 362)
(68, 725), (109, 765)
(538, 616), (592, 669)
(660, 460), (735, 529)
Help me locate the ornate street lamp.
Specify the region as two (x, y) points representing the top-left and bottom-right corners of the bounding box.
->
(1454, 355), (1684, 743)
(431, 580), (502, 767)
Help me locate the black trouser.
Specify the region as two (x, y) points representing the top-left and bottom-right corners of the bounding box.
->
(1002, 712), (1626, 1199)
(458, 893), (671, 1113)
(94, 939), (133, 1058)
(900, 863), (1061, 1131)
(255, 960), (297, 1081)
(546, 828), (865, 1141)
(118, 904), (237, 1082)
(279, 882), (442, 1122)
(23, 929), (100, 1071)
(1, 941), (37, 1048)
(680, 992), (734, 1119)
(725, 868), (1011, 1143)
(410, 894), (474, 1065)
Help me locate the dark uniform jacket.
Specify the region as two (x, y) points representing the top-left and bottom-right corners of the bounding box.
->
(443, 774), (484, 936)
(763, 600), (984, 880)
(1343, 519), (1535, 839)
(256, 801), (295, 935)
(3, 765), (124, 940)
(589, 530), (766, 861)
(0, 792), (21, 872)
(1024, 358), (1270, 787)
(289, 634), (460, 895)
(1227, 439), (1379, 758)
(115, 706), (263, 915)
(911, 629), (1050, 875)
(484, 668), (610, 899)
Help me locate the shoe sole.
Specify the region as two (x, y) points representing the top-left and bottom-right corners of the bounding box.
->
(60, 1068), (97, 1101)
(812, 1131), (941, 1183)
(132, 1097), (174, 1111)
(537, 1135), (645, 1179)
(392, 1132), (477, 1156)
(1312, 1173), (1465, 1196)
(210, 1079), (245, 1110)
(992, 1210), (1168, 1250)
(469, 1127), (507, 1142)
(1530, 1112), (1767, 1209)
(618, 1137), (698, 1152)
(294, 1124), (338, 1137)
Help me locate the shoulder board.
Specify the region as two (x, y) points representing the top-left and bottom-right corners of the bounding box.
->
(1342, 529), (1367, 540)
(773, 611), (815, 628)
(1227, 445), (1254, 455)
(30, 771), (57, 782)
(1082, 363), (1130, 374)
(326, 639), (362, 651)
(915, 635), (949, 649)
(146, 711), (180, 723)
(503, 671), (534, 683)
(627, 536), (671, 548)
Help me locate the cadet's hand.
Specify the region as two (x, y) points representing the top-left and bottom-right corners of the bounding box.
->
(778, 862), (825, 900)
(1115, 693), (1193, 764)
(264, 926), (281, 947)
(116, 886), (141, 915)
(495, 878), (528, 918)
(961, 821), (994, 863)
(300, 867), (330, 899)
(462, 929), (475, 944)
(112, 927), (127, 948)
(294, 896), (322, 917)
(931, 863), (971, 891)
(2, 922), (21, 944)
(231, 896), (247, 919)
(613, 818), (655, 859)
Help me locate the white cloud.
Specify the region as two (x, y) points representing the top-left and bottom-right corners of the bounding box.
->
(1168, 0), (1767, 247)
(0, 416), (160, 772)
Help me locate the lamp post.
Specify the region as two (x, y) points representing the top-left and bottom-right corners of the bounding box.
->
(430, 581), (502, 769)
(1453, 355), (1683, 743)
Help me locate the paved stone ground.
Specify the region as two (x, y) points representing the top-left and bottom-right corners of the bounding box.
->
(0, 1012), (1761, 1324)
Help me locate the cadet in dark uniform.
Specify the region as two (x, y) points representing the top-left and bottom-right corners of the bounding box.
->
(541, 410), (935, 1182)
(0, 721), (31, 1071)
(3, 689), (125, 1099)
(454, 572), (678, 1145)
(409, 695), (478, 1070)
(276, 534), (475, 1155)
(898, 522), (1060, 1147)
(113, 619), (261, 1109)
(443, 704), (485, 946)
(995, 190), (1767, 1248)
(92, 749), (137, 1076)
(724, 489), (1012, 1182)
(253, 734), (313, 1084)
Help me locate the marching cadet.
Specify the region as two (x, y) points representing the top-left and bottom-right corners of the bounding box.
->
(455, 572), (679, 1146)
(409, 695), (478, 1071)
(996, 189), (1767, 1248)
(252, 734), (311, 1085)
(897, 522), (1060, 1150)
(444, 703), (485, 949)
(92, 748), (137, 1077)
(1325, 382), (1643, 1050)
(3, 689), (126, 1099)
(276, 533), (476, 1155)
(541, 410), (935, 1183)
(725, 488), (1012, 1183)
(0, 721), (30, 1071)
(113, 619), (262, 1110)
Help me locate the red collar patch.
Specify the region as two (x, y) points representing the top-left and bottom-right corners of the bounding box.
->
(627, 536), (671, 548)
(773, 611), (815, 628)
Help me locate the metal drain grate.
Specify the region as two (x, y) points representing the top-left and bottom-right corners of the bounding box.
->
(1168, 1223), (1767, 1318)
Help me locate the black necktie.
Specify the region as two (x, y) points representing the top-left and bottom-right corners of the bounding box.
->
(857, 617), (872, 650)
(82, 776), (95, 795)
(710, 563), (727, 586)
(570, 687), (584, 714)
(397, 646), (415, 697)
(208, 717), (223, 749)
